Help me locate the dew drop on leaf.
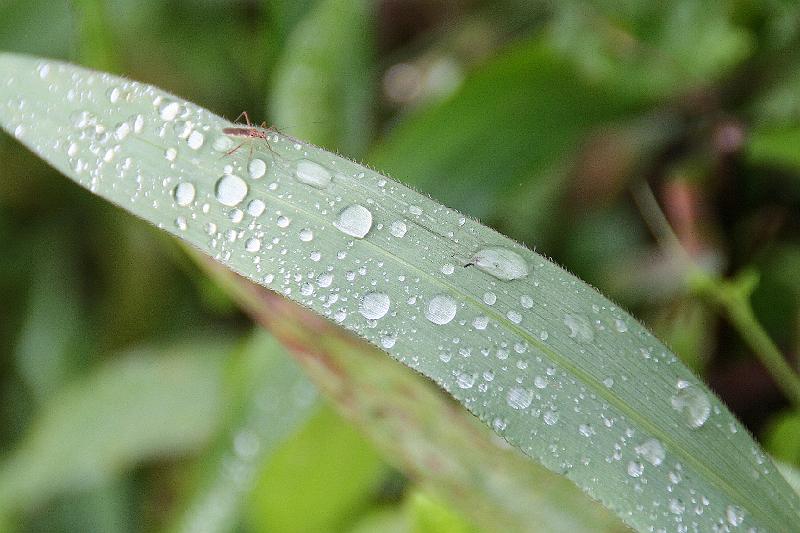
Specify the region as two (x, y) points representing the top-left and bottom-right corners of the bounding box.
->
(506, 387), (533, 410)
(187, 130), (204, 150)
(635, 438), (665, 466)
(671, 380), (711, 429)
(564, 313), (594, 342)
(334, 204), (372, 239)
(470, 247), (529, 281)
(390, 220), (407, 238)
(173, 182), (195, 206)
(359, 292), (390, 320)
(248, 158), (266, 179)
(295, 159), (331, 188)
(726, 505), (744, 526)
(425, 295), (457, 325)
(215, 174), (248, 207)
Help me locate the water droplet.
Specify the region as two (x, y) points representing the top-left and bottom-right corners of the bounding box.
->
(425, 295), (457, 325)
(627, 461), (644, 478)
(299, 229), (314, 242)
(564, 314), (594, 342)
(114, 122), (130, 140)
(215, 174), (248, 207)
(245, 238), (261, 252)
(472, 315), (488, 330)
(520, 295), (533, 309)
(578, 423), (595, 437)
(456, 372), (476, 389)
(213, 135), (234, 152)
(247, 199), (265, 217)
(483, 292), (496, 305)
(614, 318), (628, 333)
(441, 263), (454, 275)
(668, 498), (685, 515)
(470, 247), (529, 281)
(534, 375), (548, 389)
(359, 292), (390, 320)
(507, 387), (533, 410)
(248, 158), (266, 179)
(277, 215), (290, 228)
(726, 505), (744, 526)
(175, 216), (188, 231)
(543, 410), (559, 425)
(317, 273), (333, 288)
(381, 335), (396, 349)
(159, 101), (181, 121)
(671, 381), (711, 428)
(635, 438), (665, 466)
(165, 147), (177, 161)
(295, 160), (331, 188)
(334, 205), (372, 239)
(602, 377), (614, 388)
(506, 310), (522, 324)
(390, 220), (407, 238)
(187, 130), (204, 150)
(173, 182), (196, 206)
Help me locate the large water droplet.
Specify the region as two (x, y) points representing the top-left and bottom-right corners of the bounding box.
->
(564, 314), (594, 342)
(299, 228), (314, 242)
(187, 130), (204, 150)
(173, 182), (196, 207)
(247, 199), (265, 217)
(215, 174), (248, 207)
(507, 387), (533, 410)
(671, 381), (711, 428)
(470, 247), (529, 281)
(359, 292), (390, 320)
(634, 438), (665, 466)
(425, 295), (457, 325)
(295, 160), (331, 188)
(334, 205), (372, 239)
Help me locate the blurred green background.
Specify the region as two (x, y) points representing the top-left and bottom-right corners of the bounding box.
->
(2, 0), (800, 531)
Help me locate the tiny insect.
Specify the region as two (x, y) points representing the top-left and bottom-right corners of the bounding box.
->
(222, 111), (280, 160)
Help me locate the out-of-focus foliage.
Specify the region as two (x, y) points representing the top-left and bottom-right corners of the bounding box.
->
(2, 0), (800, 531)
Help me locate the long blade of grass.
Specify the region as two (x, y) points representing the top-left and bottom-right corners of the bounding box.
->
(1, 53), (799, 532)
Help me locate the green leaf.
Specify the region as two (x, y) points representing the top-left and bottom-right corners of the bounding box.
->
(171, 330), (318, 533)
(0, 341), (228, 515)
(1, 53), (799, 532)
(270, 0), (375, 156)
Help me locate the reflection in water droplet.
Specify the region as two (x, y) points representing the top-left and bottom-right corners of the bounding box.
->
(671, 381), (711, 428)
(248, 158), (267, 179)
(295, 160), (331, 188)
(334, 205), (372, 239)
(635, 438), (665, 466)
(359, 292), (390, 320)
(215, 174), (248, 206)
(425, 295), (457, 325)
(506, 387), (533, 410)
(173, 182), (196, 206)
(471, 247), (529, 281)
(564, 314), (594, 342)
(390, 220), (407, 238)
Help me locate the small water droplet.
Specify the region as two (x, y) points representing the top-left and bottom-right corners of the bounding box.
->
(470, 247), (529, 281)
(441, 263), (454, 275)
(543, 410), (559, 425)
(295, 160), (331, 188)
(381, 335), (396, 349)
(520, 295), (534, 309)
(602, 377), (614, 388)
(248, 158), (267, 179)
(726, 505), (744, 526)
(299, 229), (314, 242)
(635, 438), (665, 466)
(456, 372), (476, 389)
(317, 273), (333, 287)
(159, 101), (181, 121)
(627, 461), (644, 478)
(245, 238), (261, 252)
(614, 318), (628, 332)
(668, 498), (685, 515)
(425, 295), (457, 325)
(247, 199), (265, 217)
(506, 310), (522, 324)
(483, 292), (496, 305)
(390, 220), (407, 238)
(213, 135), (235, 152)
(277, 215), (290, 228)
(671, 381), (711, 428)
(215, 174), (248, 206)
(534, 375), (547, 389)
(173, 182), (196, 206)
(359, 292), (390, 320)
(334, 205), (373, 239)
(507, 387), (533, 410)
(472, 315), (488, 330)
(165, 147), (177, 161)
(187, 130), (204, 150)
(564, 314), (594, 342)
(114, 122), (130, 140)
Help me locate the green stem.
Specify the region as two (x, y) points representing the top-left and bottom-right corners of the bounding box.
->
(632, 180), (800, 408)
(690, 272), (800, 409)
